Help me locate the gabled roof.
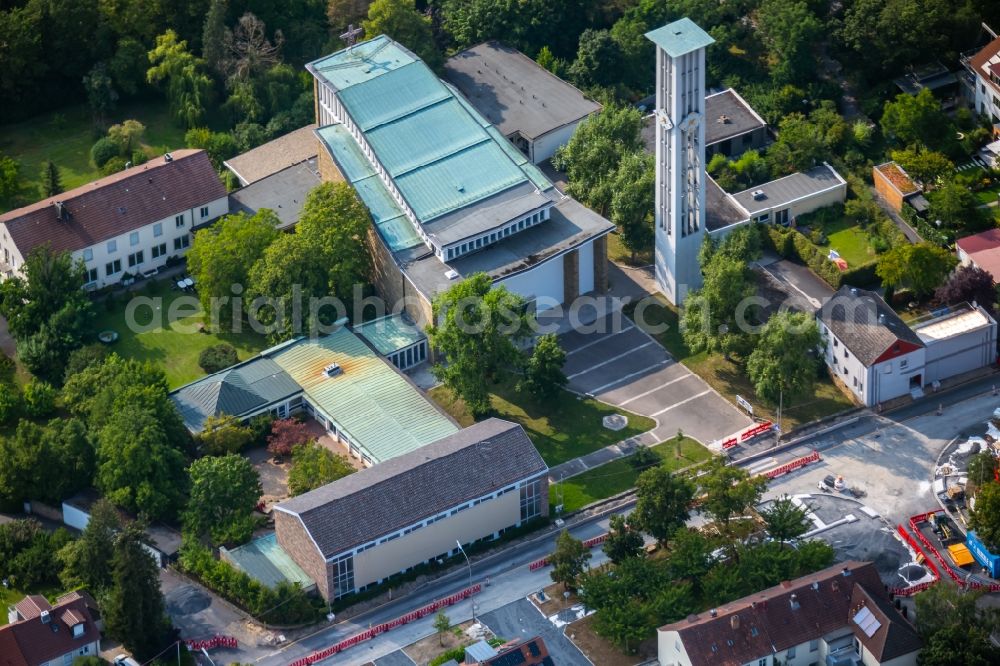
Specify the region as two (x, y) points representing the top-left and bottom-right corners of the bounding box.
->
(443, 41), (602, 141)
(0, 150), (225, 256)
(3, 592), (101, 665)
(956, 227), (1000, 255)
(659, 562), (890, 666)
(850, 583), (922, 661)
(969, 35), (1000, 95)
(817, 286), (925, 366)
(275, 418), (547, 559)
(11, 596), (50, 621)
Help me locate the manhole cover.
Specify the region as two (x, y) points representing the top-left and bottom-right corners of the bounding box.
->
(603, 414), (627, 431)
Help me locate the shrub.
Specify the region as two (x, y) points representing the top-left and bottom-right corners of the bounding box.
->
(90, 137), (118, 168)
(100, 157), (128, 176)
(177, 542), (321, 624)
(0, 383), (21, 425)
(22, 379), (57, 418)
(430, 648), (467, 666)
(198, 343), (239, 373)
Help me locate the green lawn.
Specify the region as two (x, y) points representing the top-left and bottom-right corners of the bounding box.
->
(608, 230), (652, 267)
(91, 279), (268, 388)
(428, 381), (656, 466)
(823, 219), (875, 267)
(0, 99), (186, 212)
(550, 438), (711, 514)
(624, 294), (855, 431)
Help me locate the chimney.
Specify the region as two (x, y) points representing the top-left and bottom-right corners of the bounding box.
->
(731, 615), (740, 630)
(842, 567), (852, 577)
(789, 594), (800, 610)
(780, 580), (792, 589)
(40, 610), (50, 624)
(710, 609), (718, 618)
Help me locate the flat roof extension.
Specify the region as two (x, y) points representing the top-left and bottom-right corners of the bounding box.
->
(730, 163), (846, 216)
(228, 158), (323, 229)
(224, 124), (318, 186)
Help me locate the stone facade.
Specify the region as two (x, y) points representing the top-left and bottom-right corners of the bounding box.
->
(274, 510), (331, 599)
(593, 234), (609, 292)
(562, 248), (580, 303)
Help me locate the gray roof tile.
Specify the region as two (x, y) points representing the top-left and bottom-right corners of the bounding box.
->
(817, 286), (924, 366)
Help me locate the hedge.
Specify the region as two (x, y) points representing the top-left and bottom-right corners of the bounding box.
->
(763, 225), (878, 289)
(177, 542), (322, 625)
(900, 202), (951, 247)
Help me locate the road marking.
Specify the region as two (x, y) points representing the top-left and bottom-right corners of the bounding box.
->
(617, 373), (694, 406)
(585, 360), (670, 395)
(650, 389), (711, 416)
(564, 324), (635, 356)
(566, 341), (655, 379)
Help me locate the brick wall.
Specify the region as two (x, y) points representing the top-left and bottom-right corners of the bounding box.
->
(593, 235), (609, 292)
(274, 511), (331, 599)
(562, 248), (580, 303)
(317, 141), (345, 183)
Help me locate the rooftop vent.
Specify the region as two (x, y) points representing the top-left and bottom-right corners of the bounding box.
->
(40, 610), (50, 624)
(842, 567), (852, 577)
(322, 362), (343, 378)
(163, 152), (173, 162)
(53, 201), (68, 221)
(445, 269), (460, 280)
(730, 615), (740, 630)
(790, 593), (800, 610)
(751, 189), (766, 201)
(811, 581), (820, 591)
(717, 114), (731, 124)
(709, 608), (718, 618)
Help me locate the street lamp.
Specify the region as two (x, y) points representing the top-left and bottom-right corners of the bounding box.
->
(456, 540), (476, 623)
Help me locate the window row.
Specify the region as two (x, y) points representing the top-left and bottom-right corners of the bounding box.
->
(444, 208), (549, 261)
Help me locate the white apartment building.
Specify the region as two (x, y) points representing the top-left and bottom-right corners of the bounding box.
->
(0, 149), (228, 289)
(967, 34), (1000, 128)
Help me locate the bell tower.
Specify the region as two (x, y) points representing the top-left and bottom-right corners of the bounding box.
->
(645, 18), (714, 305)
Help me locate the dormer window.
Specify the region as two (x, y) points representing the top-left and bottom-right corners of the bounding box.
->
(73, 622), (84, 638)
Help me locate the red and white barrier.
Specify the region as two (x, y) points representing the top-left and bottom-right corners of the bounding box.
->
(720, 421), (774, 450)
(528, 532), (609, 571)
(287, 584), (481, 666)
(185, 635), (237, 651)
(761, 450), (820, 479)
(908, 511), (1000, 593)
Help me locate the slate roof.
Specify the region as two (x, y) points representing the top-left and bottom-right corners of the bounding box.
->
(444, 41), (602, 141)
(659, 562), (893, 666)
(274, 418), (547, 558)
(817, 287), (925, 367)
(224, 124), (318, 185)
(2, 592), (101, 666)
(850, 583), (922, 662)
(0, 150), (225, 256)
(170, 356), (302, 431)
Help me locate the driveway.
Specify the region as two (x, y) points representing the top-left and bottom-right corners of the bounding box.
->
(559, 312), (752, 446)
(479, 598), (589, 666)
(755, 256), (835, 311)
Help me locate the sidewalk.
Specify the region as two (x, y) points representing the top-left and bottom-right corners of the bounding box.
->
(547, 429), (659, 480)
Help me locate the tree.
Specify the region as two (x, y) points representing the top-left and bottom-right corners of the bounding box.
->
(288, 442), (356, 496)
(698, 457), (767, 536)
(881, 88), (951, 149)
(967, 451), (997, 490)
(761, 495), (811, 542)
(680, 258), (756, 358)
(185, 455), (261, 545)
(935, 265), (996, 314)
(222, 12), (284, 86)
(109, 38), (149, 97)
(891, 148), (954, 186)
(58, 499), (122, 591)
(328, 0), (373, 31)
(569, 29), (623, 90)
(912, 582), (1000, 665)
(840, 0), (962, 75)
(363, 0), (440, 70)
(267, 418), (312, 458)
(104, 523), (171, 660)
(914, 579), (983, 639)
(756, 0), (821, 84)
(433, 610), (451, 646)
(665, 527), (714, 593)
(746, 311), (822, 404)
(519, 334), (567, 400)
(107, 119), (146, 156)
(186, 209), (281, 331)
(82, 62), (118, 128)
(928, 182), (990, 232)
(147, 30), (214, 128)
(22, 378), (56, 417)
(550, 529), (591, 591)
(603, 514), (644, 564)
(633, 465), (696, 544)
(427, 274), (529, 417)
(0, 245), (94, 384)
(203, 0), (229, 76)
(553, 104), (642, 215)
(876, 242), (957, 297)
(919, 623), (1000, 666)
(610, 151), (654, 261)
(199, 343), (239, 373)
(0, 154), (20, 204)
(197, 414), (254, 456)
(39, 160), (62, 197)
(0, 418), (93, 508)
(766, 113), (826, 175)
(970, 481), (1000, 551)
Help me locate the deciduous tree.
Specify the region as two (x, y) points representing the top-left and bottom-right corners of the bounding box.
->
(569, 29), (623, 90)
(633, 465), (695, 544)
(147, 30), (214, 128)
(681, 258), (756, 358)
(185, 454), (262, 545)
(881, 88), (951, 150)
(433, 610), (451, 646)
(363, 0), (440, 69)
(876, 242), (957, 297)
(756, 0), (821, 84)
(970, 481), (1000, 552)
(519, 334), (567, 400)
(267, 418), (312, 458)
(699, 457), (767, 537)
(82, 62), (118, 128)
(891, 148), (954, 186)
(0, 153), (20, 204)
(603, 514), (644, 564)
(610, 151), (654, 261)
(766, 113), (826, 175)
(935, 265), (996, 315)
(928, 182), (990, 232)
(58, 499), (122, 591)
(550, 529), (591, 591)
(746, 311), (821, 405)
(197, 414), (254, 456)
(427, 273), (529, 417)
(761, 495), (811, 542)
(288, 442), (355, 496)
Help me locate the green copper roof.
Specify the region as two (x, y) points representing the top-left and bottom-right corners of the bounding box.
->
(308, 35), (416, 91)
(645, 18), (715, 58)
(221, 533), (314, 590)
(355, 314), (426, 356)
(269, 328), (458, 464)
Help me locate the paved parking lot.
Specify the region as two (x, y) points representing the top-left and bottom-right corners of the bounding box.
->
(559, 313), (751, 445)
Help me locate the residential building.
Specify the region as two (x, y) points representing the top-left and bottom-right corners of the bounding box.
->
(307, 36), (614, 325)
(0, 150), (227, 288)
(224, 124), (319, 186)
(274, 418), (548, 600)
(443, 41), (602, 164)
(2, 591), (102, 666)
(872, 162), (926, 214)
(893, 61), (961, 109)
(965, 33), (1000, 129)
(956, 227), (1000, 283)
(170, 325), (458, 466)
(817, 287), (997, 407)
(646, 18), (846, 305)
(657, 561), (922, 666)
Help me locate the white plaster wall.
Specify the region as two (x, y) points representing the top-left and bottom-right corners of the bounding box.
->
(870, 348), (926, 405)
(577, 238), (595, 295)
(498, 253), (565, 310)
(531, 121), (584, 164)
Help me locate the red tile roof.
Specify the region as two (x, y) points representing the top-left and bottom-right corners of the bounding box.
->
(12, 595), (51, 621)
(970, 35), (1000, 95)
(658, 562), (906, 666)
(850, 584), (922, 662)
(957, 229), (1000, 284)
(0, 149), (225, 256)
(1, 592), (100, 666)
